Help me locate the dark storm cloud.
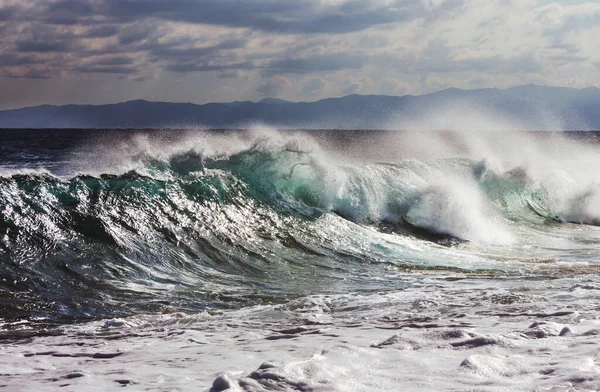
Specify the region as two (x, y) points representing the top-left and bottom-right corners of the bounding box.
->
(84, 25), (119, 38)
(16, 40), (72, 53)
(0, 54), (41, 66)
(0, 0), (466, 81)
(46, 0), (95, 16)
(100, 0), (418, 34)
(41, 0), (97, 25)
(101, 0), (302, 29)
(15, 0), (388, 34)
(0, 6), (19, 21)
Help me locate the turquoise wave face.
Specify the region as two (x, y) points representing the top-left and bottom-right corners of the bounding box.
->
(2, 135), (600, 328)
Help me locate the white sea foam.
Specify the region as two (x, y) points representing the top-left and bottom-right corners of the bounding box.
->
(3, 277), (600, 391)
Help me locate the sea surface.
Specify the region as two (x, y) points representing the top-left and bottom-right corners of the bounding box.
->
(2, 128), (600, 391)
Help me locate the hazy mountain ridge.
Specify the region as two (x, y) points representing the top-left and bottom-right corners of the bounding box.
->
(1, 85), (599, 130)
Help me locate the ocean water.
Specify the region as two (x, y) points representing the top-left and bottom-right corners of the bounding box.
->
(2, 128), (600, 391)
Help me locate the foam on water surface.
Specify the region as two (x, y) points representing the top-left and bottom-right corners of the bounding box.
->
(2, 276), (600, 391)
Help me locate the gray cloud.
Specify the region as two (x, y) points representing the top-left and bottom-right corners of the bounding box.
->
(147, 38), (247, 59)
(265, 53), (368, 74)
(93, 56), (136, 66)
(548, 40), (580, 54)
(133, 74), (154, 82)
(256, 76), (293, 96)
(550, 54), (588, 64)
(149, 38), (251, 74)
(99, 0), (423, 34)
(218, 70), (241, 79)
(536, 4), (600, 35)
(16, 40), (73, 53)
(119, 23), (161, 45)
(73, 65), (139, 74)
(394, 39), (543, 76)
(38, 0), (104, 25)
(0, 0), (597, 106)
(0, 0), (571, 82)
(21, 69), (55, 79)
(0, 6), (18, 21)
(46, 0), (95, 16)
(422, 0), (466, 22)
(84, 25), (119, 38)
(166, 61), (254, 73)
(0, 54), (42, 66)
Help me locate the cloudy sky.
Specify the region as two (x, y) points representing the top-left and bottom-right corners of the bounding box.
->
(0, 0), (598, 108)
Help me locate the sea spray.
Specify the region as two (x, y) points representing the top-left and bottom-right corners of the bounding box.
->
(405, 174), (514, 245)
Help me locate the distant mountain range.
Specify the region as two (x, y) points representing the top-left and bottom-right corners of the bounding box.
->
(1, 85), (599, 130)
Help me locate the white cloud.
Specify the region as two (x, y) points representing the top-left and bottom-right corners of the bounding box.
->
(339, 76), (373, 95)
(301, 76), (329, 95)
(381, 78), (409, 95)
(256, 75), (294, 96)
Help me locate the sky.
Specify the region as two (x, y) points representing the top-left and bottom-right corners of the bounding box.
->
(0, 0), (598, 109)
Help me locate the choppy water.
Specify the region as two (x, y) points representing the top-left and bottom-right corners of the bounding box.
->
(2, 128), (600, 333)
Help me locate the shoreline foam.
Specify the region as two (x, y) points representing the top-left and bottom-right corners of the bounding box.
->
(3, 276), (600, 391)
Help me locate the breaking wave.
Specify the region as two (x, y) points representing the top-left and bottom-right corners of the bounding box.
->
(2, 129), (600, 326)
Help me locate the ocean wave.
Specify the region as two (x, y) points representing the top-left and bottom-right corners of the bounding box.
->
(2, 143), (599, 266)
(2, 131), (600, 326)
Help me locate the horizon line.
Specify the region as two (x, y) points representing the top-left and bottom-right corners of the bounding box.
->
(3, 84), (599, 112)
